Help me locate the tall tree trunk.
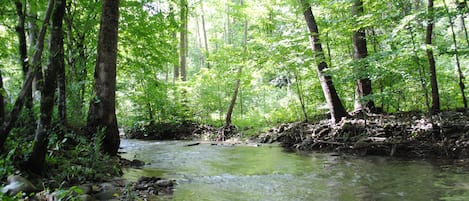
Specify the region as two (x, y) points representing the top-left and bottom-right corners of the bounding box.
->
(169, 6), (179, 81)
(457, 0), (469, 47)
(409, 27), (431, 112)
(201, 0), (210, 68)
(0, 0), (54, 152)
(294, 71), (308, 122)
(179, 0), (188, 81)
(0, 71), (4, 124)
(28, 12), (43, 99)
(299, 0), (348, 123)
(87, 0), (120, 156)
(225, 68), (242, 127)
(352, 0), (375, 112)
(65, 2), (91, 122)
(14, 1), (33, 110)
(55, 0), (66, 126)
(224, 0), (247, 127)
(57, 63), (66, 125)
(173, 31), (179, 81)
(370, 28), (385, 111)
(426, 0), (440, 113)
(225, 0), (231, 44)
(195, 15), (203, 69)
(28, 0), (65, 173)
(57, 3), (67, 125)
(444, 0), (467, 108)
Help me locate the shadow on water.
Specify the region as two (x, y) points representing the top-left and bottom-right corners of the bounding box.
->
(120, 139), (469, 201)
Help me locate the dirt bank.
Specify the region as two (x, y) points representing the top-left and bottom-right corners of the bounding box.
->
(257, 110), (469, 159)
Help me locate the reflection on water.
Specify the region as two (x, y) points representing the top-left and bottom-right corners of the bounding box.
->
(120, 140), (469, 201)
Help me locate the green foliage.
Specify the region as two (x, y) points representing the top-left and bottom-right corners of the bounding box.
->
(0, 148), (18, 181)
(51, 186), (84, 201)
(47, 129), (121, 184)
(0, 125), (36, 180)
(0, 192), (24, 201)
(117, 0), (183, 125)
(0, 0), (468, 142)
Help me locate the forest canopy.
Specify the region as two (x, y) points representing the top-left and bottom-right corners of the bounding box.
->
(0, 0), (467, 135)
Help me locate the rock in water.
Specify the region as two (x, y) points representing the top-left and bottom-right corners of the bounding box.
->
(185, 142), (200, 146)
(77, 184), (93, 194)
(156, 179), (174, 187)
(79, 194), (95, 201)
(94, 183), (117, 200)
(1, 175), (39, 196)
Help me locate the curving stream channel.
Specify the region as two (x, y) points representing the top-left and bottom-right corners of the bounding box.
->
(120, 139), (469, 201)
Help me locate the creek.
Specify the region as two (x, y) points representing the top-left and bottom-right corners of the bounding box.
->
(120, 139), (469, 201)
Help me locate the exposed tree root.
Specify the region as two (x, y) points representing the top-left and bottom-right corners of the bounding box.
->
(258, 110), (469, 159)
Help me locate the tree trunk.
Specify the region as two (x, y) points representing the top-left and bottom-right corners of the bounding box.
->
(0, 70), (4, 124)
(201, 0), (210, 68)
(352, 0), (375, 112)
(225, 68), (242, 127)
(179, 0), (188, 81)
(225, 1), (231, 44)
(28, 0), (65, 174)
(169, 6), (179, 81)
(300, 0), (348, 123)
(294, 71), (308, 122)
(0, 0), (54, 152)
(426, 0), (440, 113)
(409, 27), (431, 112)
(224, 0), (247, 127)
(87, 0), (120, 156)
(65, 3), (90, 122)
(195, 15), (204, 69)
(444, 0), (467, 108)
(457, 0), (469, 47)
(173, 31), (179, 81)
(57, 2), (67, 125)
(28, 12), (43, 100)
(14, 1), (33, 110)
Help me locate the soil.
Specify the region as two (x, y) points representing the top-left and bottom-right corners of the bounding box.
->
(256, 110), (469, 159)
(124, 121), (238, 141)
(124, 121), (198, 140)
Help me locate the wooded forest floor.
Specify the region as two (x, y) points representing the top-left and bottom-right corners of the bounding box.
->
(257, 110), (469, 159)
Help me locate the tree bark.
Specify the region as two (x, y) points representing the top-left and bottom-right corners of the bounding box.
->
(179, 0), (188, 81)
(14, 1), (33, 110)
(224, 0), (247, 127)
(173, 31), (180, 81)
(57, 1), (67, 125)
(0, 0), (54, 151)
(65, 3), (90, 121)
(426, 0), (440, 113)
(225, 68), (242, 127)
(409, 27), (431, 112)
(170, 5), (179, 81)
(444, 0), (467, 108)
(28, 12), (43, 99)
(457, 0), (469, 47)
(28, 0), (65, 173)
(299, 0), (348, 123)
(294, 71), (308, 122)
(201, 0), (210, 68)
(352, 0), (375, 112)
(87, 0), (120, 156)
(0, 71), (4, 124)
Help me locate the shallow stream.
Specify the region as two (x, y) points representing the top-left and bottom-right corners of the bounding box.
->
(120, 139), (469, 201)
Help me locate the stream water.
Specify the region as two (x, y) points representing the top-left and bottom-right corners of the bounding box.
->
(120, 139), (469, 201)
